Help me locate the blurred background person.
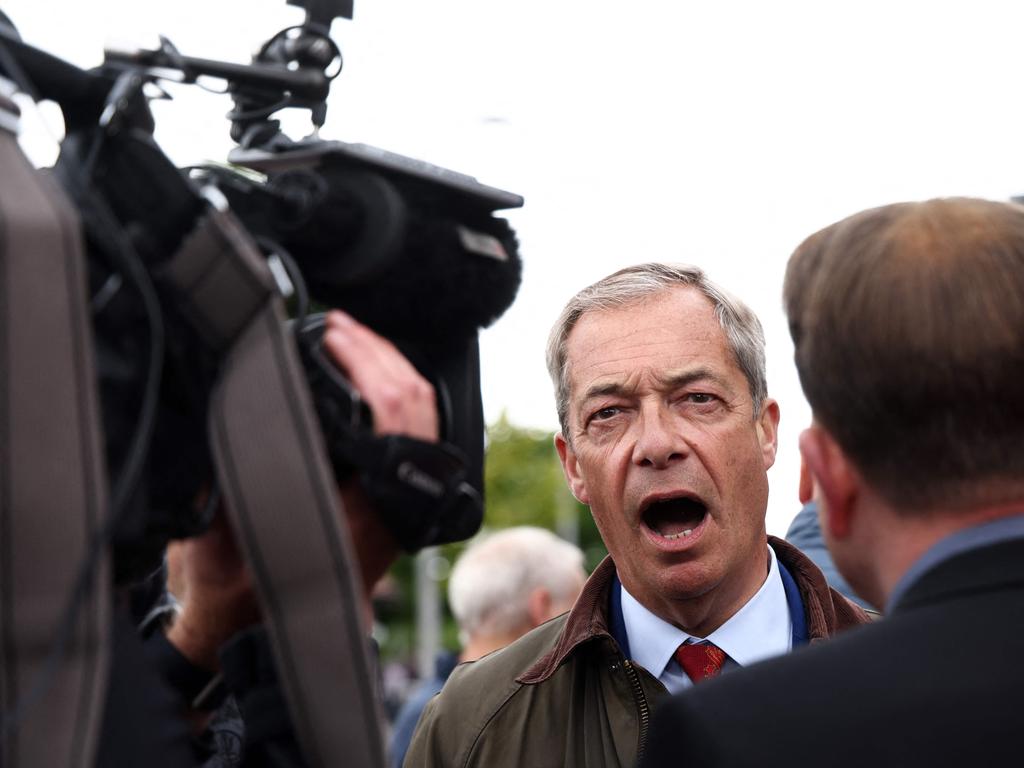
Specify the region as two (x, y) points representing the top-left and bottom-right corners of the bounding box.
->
(390, 526), (586, 768)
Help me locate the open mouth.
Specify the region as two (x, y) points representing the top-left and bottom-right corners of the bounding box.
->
(642, 497), (708, 540)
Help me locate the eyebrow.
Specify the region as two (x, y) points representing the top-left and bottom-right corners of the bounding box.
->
(580, 367), (730, 403)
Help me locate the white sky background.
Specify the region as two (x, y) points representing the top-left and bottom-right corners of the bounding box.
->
(7, 1), (1024, 536)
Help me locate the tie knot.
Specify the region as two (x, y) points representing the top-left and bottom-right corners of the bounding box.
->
(674, 641), (727, 683)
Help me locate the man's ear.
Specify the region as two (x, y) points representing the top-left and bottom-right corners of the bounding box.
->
(526, 586), (554, 628)
(799, 456), (814, 506)
(554, 432), (589, 504)
(799, 425), (858, 539)
(756, 398), (781, 470)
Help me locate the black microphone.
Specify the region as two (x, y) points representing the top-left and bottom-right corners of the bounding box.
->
(277, 165), (522, 346)
(219, 141), (524, 347)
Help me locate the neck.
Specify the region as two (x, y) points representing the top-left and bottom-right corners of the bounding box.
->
(870, 503), (1024, 607)
(653, 544), (771, 637)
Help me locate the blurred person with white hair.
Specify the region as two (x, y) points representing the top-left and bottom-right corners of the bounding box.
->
(390, 526), (586, 767)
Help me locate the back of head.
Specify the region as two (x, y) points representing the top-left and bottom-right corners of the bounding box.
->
(784, 197), (1024, 512)
(447, 526), (584, 643)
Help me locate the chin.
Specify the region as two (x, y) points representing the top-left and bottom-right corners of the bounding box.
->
(658, 564), (719, 602)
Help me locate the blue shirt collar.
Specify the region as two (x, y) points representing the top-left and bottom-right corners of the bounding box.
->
(609, 572), (631, 658)
(887, 513), (1024, 612)
(609, 545), (806, 686)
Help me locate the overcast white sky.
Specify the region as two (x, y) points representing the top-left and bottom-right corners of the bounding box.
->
(7, 1), (1024, 534)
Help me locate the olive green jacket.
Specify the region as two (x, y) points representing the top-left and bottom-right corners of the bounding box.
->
(404, 537), (869, 768)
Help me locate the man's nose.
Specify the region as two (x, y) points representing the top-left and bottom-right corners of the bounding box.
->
(632, 406), (689, 469)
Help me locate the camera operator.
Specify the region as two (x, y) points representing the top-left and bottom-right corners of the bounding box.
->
(95, 310), (439, 768)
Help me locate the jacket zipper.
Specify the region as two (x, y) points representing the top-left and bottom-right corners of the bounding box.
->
(622, 659), (650, 761)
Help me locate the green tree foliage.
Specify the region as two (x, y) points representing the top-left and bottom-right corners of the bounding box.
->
(481, 412), (606, 570)
(483, 414), (563, 529)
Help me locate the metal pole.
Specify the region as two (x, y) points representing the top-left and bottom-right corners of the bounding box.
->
(414, 547), (442, 680)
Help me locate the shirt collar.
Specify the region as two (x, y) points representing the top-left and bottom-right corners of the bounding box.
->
(887, 513), (1024, 612)
(620, 544), (792, 679)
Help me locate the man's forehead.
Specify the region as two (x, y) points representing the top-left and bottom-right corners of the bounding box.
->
(568, 287), (715, 346)
(564, 288), (734, 395)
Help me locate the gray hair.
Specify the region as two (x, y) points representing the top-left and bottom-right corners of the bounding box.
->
(447, 526), (585, 640)
(545, 262), (768, 435)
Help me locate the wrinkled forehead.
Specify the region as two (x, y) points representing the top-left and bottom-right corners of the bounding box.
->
(563, 288), (732, 394)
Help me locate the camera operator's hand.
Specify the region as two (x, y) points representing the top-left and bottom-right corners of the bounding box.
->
(322, 309), (438, 442)
(164, 310), (437, 669)
(322, 310), (439, 605)
(165, 507), (260, 672)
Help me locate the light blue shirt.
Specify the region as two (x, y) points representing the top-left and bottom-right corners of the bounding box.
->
(620, 544), (792, 694)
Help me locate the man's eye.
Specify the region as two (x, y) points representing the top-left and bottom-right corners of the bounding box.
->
(591, 406), (621, 421)
(687, 393), (716, 405)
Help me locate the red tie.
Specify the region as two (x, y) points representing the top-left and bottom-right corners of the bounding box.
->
(674, 641), (727, 683)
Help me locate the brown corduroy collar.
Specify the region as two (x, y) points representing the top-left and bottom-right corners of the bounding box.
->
(517, 536), (870, 685)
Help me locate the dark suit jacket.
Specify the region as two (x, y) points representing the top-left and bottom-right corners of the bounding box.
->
(641, 536), (1024, 767)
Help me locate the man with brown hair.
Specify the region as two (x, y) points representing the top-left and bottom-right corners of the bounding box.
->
(643, 197), (1024, 767)
(405, 263), (867, 768)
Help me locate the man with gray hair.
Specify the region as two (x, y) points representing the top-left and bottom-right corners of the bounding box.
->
(391, 527), (585, 767)
(406, 263), (867, 768)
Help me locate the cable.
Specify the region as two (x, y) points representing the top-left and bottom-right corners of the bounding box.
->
(0, 36), (41, 102)
(73, 170), (165, 518)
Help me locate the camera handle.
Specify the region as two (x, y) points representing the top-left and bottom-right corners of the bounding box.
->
(103, 0), (353, 152)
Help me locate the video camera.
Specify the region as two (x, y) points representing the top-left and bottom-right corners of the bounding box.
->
(1, 0), (523, 580)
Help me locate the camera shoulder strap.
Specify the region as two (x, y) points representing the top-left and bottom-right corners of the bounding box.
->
(166, 199), (385, 768)
(0, 82), (112, 768)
